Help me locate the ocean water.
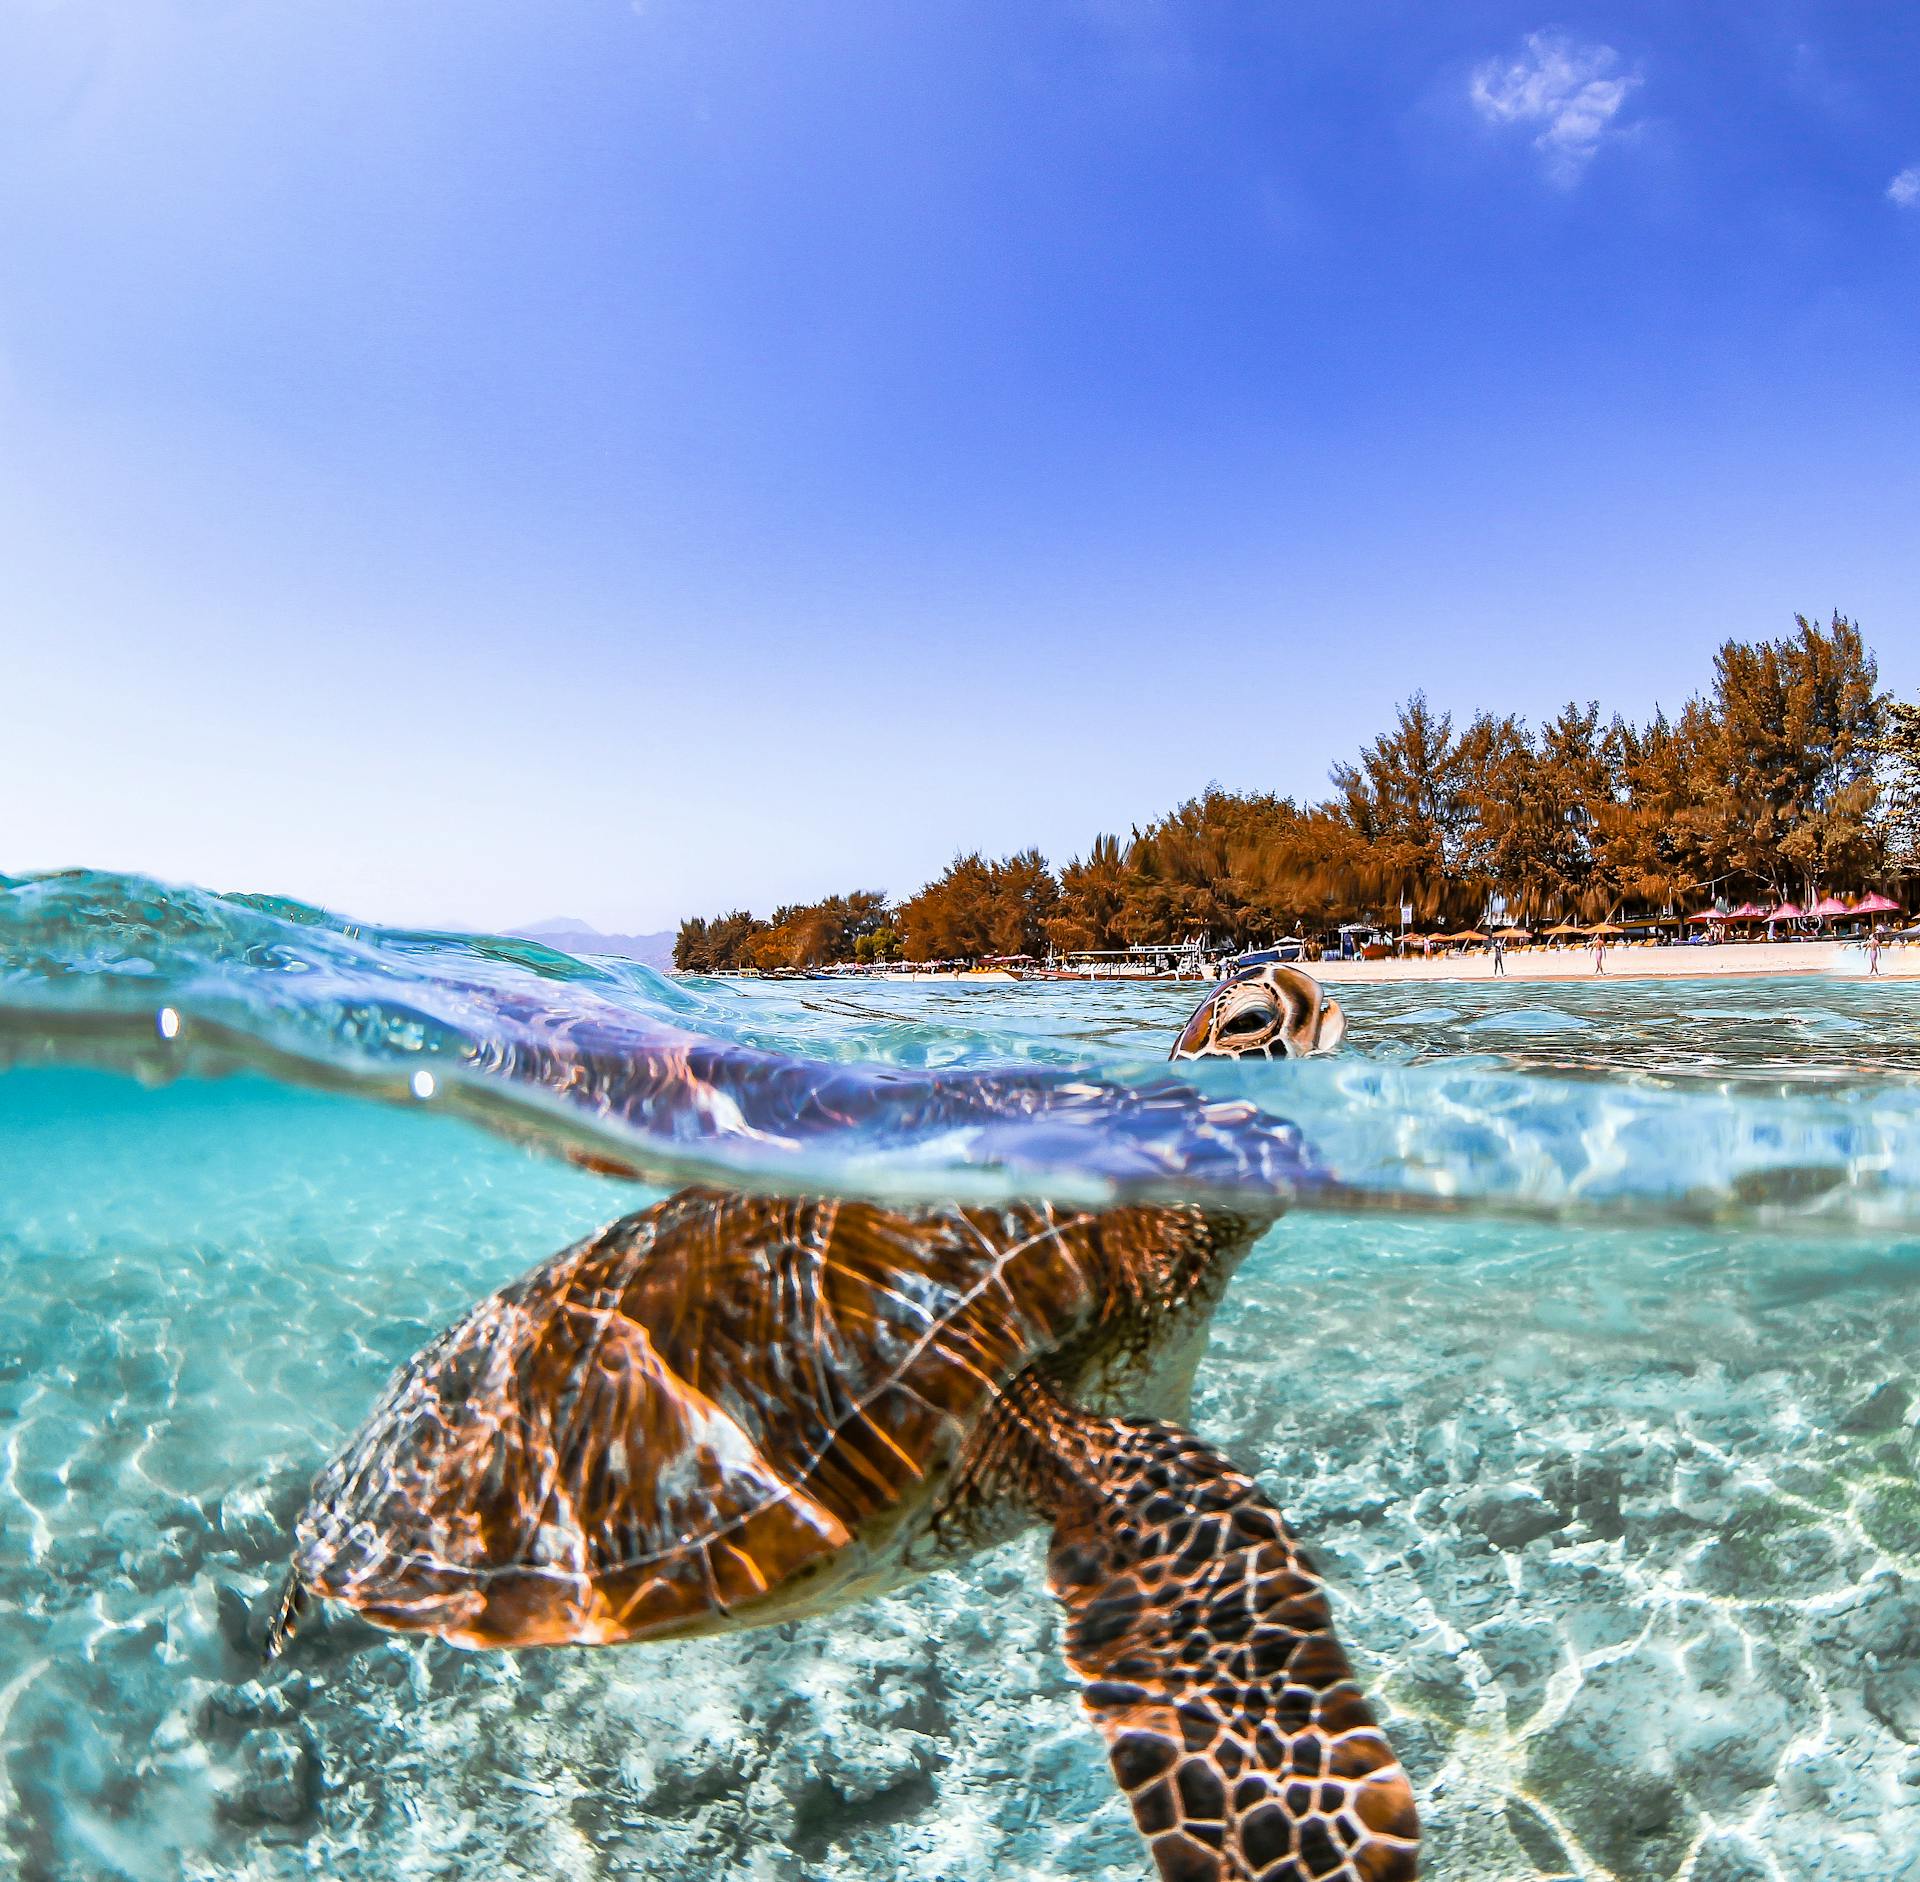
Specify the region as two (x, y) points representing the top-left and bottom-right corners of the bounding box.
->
(3, 871), (1920, 1881)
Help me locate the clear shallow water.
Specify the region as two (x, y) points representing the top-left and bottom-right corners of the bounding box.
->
(6, 870), (1920, 1230)
(4, 872), (1920, 1881)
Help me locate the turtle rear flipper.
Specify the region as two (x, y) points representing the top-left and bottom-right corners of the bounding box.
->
(263, 1568), (310, 1663)
(1039, 1409), (1418, 1882)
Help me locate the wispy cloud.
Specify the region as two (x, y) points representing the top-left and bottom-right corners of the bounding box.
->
(1890, 167), (1920, 209)
(1470, 31), (1641, 185)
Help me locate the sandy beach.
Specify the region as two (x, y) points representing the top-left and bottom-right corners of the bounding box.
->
(1310, 937), (1917, 984)
(825, 941), (1919, 986)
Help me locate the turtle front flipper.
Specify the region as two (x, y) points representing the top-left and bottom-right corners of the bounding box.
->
(1030, 1393), (1418, 1881)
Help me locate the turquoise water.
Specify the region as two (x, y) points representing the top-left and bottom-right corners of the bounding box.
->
(3, 871), (1920, 1880)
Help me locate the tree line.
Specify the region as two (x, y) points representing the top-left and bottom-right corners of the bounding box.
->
(676, 614), (1918, 971)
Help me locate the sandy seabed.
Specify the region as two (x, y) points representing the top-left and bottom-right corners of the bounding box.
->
(6, 1073), (1920, 1882)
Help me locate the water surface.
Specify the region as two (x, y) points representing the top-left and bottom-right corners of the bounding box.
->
(2, 872), (1918, 1881)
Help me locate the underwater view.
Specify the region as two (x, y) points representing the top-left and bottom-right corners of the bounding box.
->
(5, 871), (1920, 1882)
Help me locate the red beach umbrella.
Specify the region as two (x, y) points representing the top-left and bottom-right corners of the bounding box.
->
(1855, 892), (1903, 915)
(1724, 903), (1766, 919)
(1809, 895), (1851, 920)
(1767, 903), (1804, 921)
(1685, 911), (1722, 923)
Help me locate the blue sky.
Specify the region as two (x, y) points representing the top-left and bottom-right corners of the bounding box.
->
(3, 2), (1916, 933)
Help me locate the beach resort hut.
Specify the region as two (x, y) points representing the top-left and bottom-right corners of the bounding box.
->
(1616, 914), (1677, 943)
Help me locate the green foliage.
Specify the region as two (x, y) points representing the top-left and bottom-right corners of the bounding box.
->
(675, 612), (1901, 967)
(672, 909), (767, 972)
(1875, 696), (1920, 872)
(897, 851), (1060, 960)
(1704, 613), (1883, 896)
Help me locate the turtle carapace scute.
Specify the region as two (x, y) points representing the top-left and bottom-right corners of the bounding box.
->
(268, 965), (1417, 1882)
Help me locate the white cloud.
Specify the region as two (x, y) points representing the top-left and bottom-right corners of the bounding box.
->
(1890, 168), (1920, 209)
(1470, 31), (1641, 185)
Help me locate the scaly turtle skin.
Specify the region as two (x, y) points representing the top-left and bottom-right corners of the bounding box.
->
(268, 965), (1418, 1882)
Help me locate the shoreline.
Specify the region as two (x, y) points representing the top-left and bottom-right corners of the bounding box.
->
(1306, 938), (1916, 983)
(802, 941), (1918, 986)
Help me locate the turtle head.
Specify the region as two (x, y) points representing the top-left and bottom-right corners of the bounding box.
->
(1170, 964), (1345, 1061)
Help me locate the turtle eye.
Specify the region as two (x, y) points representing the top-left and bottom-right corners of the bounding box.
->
(1220, 1006), (1272, 1038)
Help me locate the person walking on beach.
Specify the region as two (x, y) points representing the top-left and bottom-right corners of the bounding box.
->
(1593, 933), (1607, 975)
(1491, 934), (1506, 977)
(1870, 930), (1883, 978)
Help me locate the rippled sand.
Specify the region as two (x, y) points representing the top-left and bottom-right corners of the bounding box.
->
(5, 1069), (1919, 1881)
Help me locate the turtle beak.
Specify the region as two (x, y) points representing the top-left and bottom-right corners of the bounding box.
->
(1269, 966), (1344, 1057)
(1314, 997), (1347, 1055)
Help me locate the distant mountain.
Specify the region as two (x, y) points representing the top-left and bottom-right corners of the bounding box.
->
(511, 919), (676, 971)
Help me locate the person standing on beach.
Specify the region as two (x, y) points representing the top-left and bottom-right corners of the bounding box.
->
(1594, 933), (1607, 975)
(1491, 934), (1506, 976)
(1870, 930), (1883, 977)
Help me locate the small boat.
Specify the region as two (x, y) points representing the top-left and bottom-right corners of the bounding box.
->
(1033, 943), (1216, 982)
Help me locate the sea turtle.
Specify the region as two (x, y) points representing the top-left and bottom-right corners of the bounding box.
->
(266, 964), (1417, 1882)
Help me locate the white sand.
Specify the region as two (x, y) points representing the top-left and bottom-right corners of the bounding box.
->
(1310, 937), (1918, 984)
(833, 943), (1918, 986)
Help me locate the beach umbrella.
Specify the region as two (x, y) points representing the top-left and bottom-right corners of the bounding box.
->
(1497, 926), (1533, 941)
(1542, 921), (1586, 937)
(1451, 929), (1488, 942)
(1767, 902), (1805, 921)
(1809, 895), (1851, 920)
(1855, 892), (1902, 915)
(1588, 921), (1625, 935)
(1723, 902), (1766, 920)
(1685, 911), (1723, 924)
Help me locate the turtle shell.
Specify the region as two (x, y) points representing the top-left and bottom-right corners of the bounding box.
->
(292, 1186), (1210, 1648)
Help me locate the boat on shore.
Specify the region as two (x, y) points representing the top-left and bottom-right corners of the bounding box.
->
(1022, 944), (1214, 982)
